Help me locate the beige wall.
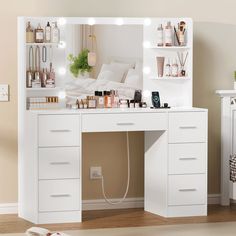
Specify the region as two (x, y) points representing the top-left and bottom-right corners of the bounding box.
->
(1, 0), (236, 203)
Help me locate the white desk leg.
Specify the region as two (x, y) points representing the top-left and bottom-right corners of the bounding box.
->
(221, 96), (231, 206)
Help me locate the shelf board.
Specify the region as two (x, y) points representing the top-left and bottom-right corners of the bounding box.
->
(149, 46), (190, 50)
(150, 77), (191, 80)
(26, 87), (60, 91)
(26, 43), (59, 46)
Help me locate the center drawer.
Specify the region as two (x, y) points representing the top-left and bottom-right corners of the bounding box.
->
(38, 115), (80, 147)
(82, 112), (168, 132)
(39, 179), (80, 212)
(39, 147), (80, 180)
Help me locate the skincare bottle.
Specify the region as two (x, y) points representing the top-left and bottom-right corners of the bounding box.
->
(35, 24), (44, 43)
(45, 22), (51, 43)
(129, 100), (135, 108)
(104, 91), (111, 108)
(87, 96), (96, 109)
(79, 100), (84, 109)
(26, 22), (34, 43)
(46, 63), (55, 88)
(97, 91), (104, 108)
(113, 90), (119, 108)
(171, 59), (179, 77)
(41, 68), (47, 87)
(157, 24), (164, 47)
(51, 22), (60, 43)
(26, 71), (33, 88)
(165, 58), (171, 77)
(32, 72), (41, 88)
(165, 21), (173, 47)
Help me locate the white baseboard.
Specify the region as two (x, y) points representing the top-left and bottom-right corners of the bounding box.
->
(208, 194), (221, 204)
(82, 197), (144, 211)
(0, 203), (18, 214)
(0, 194), (223, 214)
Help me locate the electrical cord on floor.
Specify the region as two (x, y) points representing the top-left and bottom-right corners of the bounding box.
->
(101, 131), (130, 205)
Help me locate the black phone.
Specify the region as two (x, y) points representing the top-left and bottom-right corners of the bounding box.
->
(152, 91), (161, 108)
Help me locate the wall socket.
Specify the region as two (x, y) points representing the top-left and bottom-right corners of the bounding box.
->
(0, 84), (9, 102)
(90, 166), (102, 179)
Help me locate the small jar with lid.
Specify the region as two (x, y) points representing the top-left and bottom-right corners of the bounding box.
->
(129, 100), (135, 108)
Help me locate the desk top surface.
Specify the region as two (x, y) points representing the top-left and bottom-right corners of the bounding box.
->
(27, 107), (207, 115)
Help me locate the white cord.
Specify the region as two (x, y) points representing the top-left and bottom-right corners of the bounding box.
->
(101, 132), (130, 205)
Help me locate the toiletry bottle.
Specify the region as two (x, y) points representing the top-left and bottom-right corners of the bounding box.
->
(171, 59), (179, 77)
(26, 71), (33, 88)
(165, 21), (173, 47)
(45, 22), (51, 43)
(104, 91), (111, 108)
(35, 23), (44, 43)
(157, 24), (164, 47)
(41, 68), (47, 87)
(113, 90), (119, 108)
(110, 90), (116, 108)
(51, 22), (60, 43)
(165, 58), (171, 77)
(26, 22), (34, 43)
(98, 91), (104, 108)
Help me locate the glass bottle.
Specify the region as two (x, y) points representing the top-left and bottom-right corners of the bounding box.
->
(26, 22), (34, 43)
(157, 24), (163, 47)
(45, 22), (51, 43)
(51, 22), (60, 43)
(35, 23), (44, 43)
(165, 21), (173, 47)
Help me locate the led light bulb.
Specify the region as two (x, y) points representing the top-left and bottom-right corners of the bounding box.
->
(58, 90), (66, 99)
(58, 17), (67, 26)
(58, 41), (66, 49)
(143, 67), (151, 75)
(116, 18), (124, 26)
(58, 67), (66, 75)
(144, 18), (151, 26)
(143, 41), (151, 48)
(88, 18), (96, 25)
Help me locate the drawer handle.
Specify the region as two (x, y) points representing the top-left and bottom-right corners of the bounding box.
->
(50, 194), (71, 198)
(179, 157), (197, 161)
(179, 126), (197, 129)
(50, 162), (70, 165)
(179, 188), (197, 192)
(116, 123), (135, 126)
(50, 129), (71, 133)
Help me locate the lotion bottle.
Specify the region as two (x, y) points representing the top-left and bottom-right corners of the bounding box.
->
(165, 21), (173, 47)
(157, 24), (163, 47)
(35, 24), (44, 43)
(26, 22), (34, 43)
(51, 22), (60, 43)
(45, 22), (51, 43)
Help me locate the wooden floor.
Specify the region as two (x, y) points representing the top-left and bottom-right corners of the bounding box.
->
(1, 205), (236, 234)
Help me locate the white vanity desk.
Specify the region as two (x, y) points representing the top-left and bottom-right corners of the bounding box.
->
(19, 107), (208, 224)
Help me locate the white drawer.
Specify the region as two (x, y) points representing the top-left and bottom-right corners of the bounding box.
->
(82, 112), (168, 132)
(168, 174), (206, 206)
(38, 115), (80, 147)
(39, 179), (80, 212)
(168, 143), (206, 174)
(169, 112), (207, 143)
(39, 147), (80, 180)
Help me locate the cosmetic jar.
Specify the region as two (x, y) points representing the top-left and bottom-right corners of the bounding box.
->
(129, 100), (135, 108)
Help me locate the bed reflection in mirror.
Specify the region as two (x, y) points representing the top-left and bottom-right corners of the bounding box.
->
(65, 24), (143, 103)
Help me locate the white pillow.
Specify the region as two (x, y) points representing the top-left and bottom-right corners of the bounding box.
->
(110, 62), (133, 82)
(97, 63), (128, 83)
(124, 68), (142, 88)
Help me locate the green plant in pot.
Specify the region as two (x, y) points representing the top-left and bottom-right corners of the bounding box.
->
(68, 49), (92, 78)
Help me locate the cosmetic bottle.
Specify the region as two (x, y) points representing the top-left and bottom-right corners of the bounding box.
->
(87, 96), (96, 108)
(171, 59), (179, 77)
(157, 24), (164, 47)
(119, 99), (129, 108)
(113, 90), (119, 108)
(26, 71), (33, 88)
(104, 91), (111, 108)
(129, 100), (135, 108)
(35, 24), (44, 43)
(46, 63), (55, 88)
(32, 72), (41, 88)
(83, 99), (88, 109)
(45, 22), (51, 43)
(96, 91), (104, 108)
(26, 22), (34, 43)
(165, 58), (171, 77)
(79, 100), (84, 109)
(41, 68), (47, 87)
(165, 21), (173, 47)
(51, 22), (60, 43)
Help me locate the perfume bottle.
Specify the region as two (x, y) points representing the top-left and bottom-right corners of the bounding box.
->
(165, 58), (171, 77)
(26, 22), (34, 43)
(45, 22), (51, 43)
(104, 91), (111, 108)
(165, 21), (173, 47)
(41, 68), (47, 87)
(171, 59), (179, 77)
(157, 24), (164, 47)
(51, 22), (60, 43)
(35, 23), (44, 43)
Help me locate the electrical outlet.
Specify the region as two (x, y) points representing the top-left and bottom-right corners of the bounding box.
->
(90, 166), (102, 179)
(0, 84), (9, 102)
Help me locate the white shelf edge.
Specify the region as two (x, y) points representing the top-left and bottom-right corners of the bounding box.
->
(26, 43), (59, 46)
(150, 77), (191, 80)
(26, 87), (61, 91)
(148, 46), (190, 50)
